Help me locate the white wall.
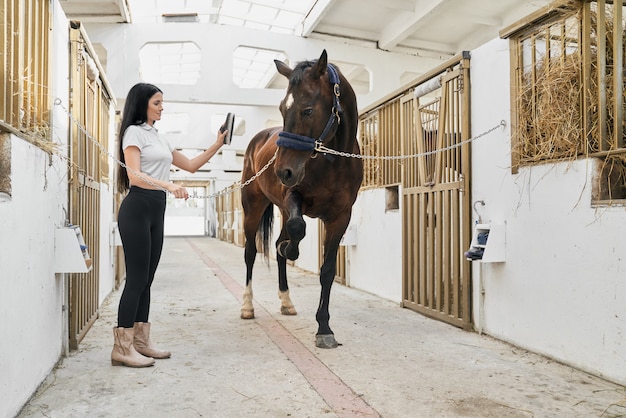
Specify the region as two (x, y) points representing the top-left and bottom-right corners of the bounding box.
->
(469, 38), (626, 385)
(284, 188), (402, 304)
(167, 102), (280, 182)
(0, 8), (70, 418)
(0, 2), (123, 416)
(99, 175), (117, 304)
(346, 188), (403, 303)
(293, 216), (320, 274)
(0, 136), (67, 418)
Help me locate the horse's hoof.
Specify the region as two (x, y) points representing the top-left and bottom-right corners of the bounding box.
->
(240, 309), (255, 319)
(316, 334), (340, 349)
(280, 306), (297, 315)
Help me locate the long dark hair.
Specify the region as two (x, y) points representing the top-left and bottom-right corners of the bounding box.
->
(116, 82), (163, 194)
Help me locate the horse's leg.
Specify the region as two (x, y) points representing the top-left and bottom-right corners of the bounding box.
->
(241, 202), (272, 320)
(315, 212), (351, 349)
(276, 190), (306, 261)
(241, 234), (256, 319)
(276, 214), (296, 316)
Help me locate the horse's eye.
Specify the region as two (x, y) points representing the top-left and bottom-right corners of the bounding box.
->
(302, 108), (313, 117)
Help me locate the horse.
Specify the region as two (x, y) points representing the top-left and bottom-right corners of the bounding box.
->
(239, 50), (363, 349)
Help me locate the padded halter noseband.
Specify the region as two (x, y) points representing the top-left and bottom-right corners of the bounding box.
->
(276, 64), (342, 152)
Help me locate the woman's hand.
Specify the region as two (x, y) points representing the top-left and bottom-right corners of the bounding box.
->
(167, 182), (189, 200)
(216, 129), (228, 147)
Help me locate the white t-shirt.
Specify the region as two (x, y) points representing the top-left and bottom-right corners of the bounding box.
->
(122, 123), (175, 183)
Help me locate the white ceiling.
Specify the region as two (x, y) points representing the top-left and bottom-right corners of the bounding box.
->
(309, 0), (552, 57)
(61, 0), (551, 72)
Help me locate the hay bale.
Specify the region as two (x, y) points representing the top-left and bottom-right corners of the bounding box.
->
(515, 5), (625, 163)
(516, 53), (583, 162)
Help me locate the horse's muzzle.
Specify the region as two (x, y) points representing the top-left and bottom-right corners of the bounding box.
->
(276, 165), (304, 187)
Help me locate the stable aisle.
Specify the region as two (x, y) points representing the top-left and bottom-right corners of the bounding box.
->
(18, 237), (625, 418)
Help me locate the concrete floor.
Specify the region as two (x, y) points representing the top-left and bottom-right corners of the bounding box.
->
(18, 237), (626, 418)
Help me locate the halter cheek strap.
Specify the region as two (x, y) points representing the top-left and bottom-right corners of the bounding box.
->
(277, 64), (342, 152)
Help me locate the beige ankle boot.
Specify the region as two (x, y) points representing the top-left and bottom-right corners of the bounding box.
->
(111, 327), (155, 367)
(133, 322), (171, 359)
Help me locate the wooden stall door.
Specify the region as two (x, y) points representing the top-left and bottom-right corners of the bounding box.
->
(68, 23), (112, 349)
(401, 57), (472, 330)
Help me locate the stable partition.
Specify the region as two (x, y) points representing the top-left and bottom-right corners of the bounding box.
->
(358, 53), (473, 329)
(0, 0), (51, 133)
(67, 22), (114, 349)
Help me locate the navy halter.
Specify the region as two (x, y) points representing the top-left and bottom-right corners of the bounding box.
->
(277, 64), (342, 152)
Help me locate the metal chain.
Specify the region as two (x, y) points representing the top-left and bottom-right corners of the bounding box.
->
(202, 149), (278, 199)
(54, 98), (171, 194)
(315, 120), (506, 159)
(241, 149), (278, 188)
(54, 98), (505, 200)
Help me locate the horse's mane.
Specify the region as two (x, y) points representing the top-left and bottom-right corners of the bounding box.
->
(289, 60), (318, 85)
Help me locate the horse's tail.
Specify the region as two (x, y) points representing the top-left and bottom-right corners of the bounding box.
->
(257, 204), (274, 261)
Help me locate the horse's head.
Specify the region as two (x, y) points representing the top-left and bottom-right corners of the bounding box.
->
(273, 50), (346, 187)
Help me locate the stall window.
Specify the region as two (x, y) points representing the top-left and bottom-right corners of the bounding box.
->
(502, 0), (626, 202)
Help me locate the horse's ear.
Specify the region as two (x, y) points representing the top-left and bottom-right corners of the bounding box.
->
(275, 59), (292, 79)
(311, 49), (328, 79)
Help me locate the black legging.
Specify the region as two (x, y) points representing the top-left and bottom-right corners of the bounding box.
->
(117, 186), (166, 328)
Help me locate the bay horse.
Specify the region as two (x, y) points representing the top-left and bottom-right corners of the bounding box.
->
(240, 50), (363, 349)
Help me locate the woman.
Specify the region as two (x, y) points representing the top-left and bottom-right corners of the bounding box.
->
(112, 82), (227, 367)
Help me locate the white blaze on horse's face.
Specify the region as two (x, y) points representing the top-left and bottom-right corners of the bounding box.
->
(284, 93), (294, 110)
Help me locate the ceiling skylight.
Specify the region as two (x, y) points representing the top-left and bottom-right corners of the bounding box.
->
(216, 0), (317, 35)
(131, 0), (318, 88)
(128, 0), (317, 32)
(233, 46), (287, 89)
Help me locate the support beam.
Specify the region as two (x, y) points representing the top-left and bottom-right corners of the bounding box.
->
(378, 0), (448, 51)
(301, 0), (336, 37)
